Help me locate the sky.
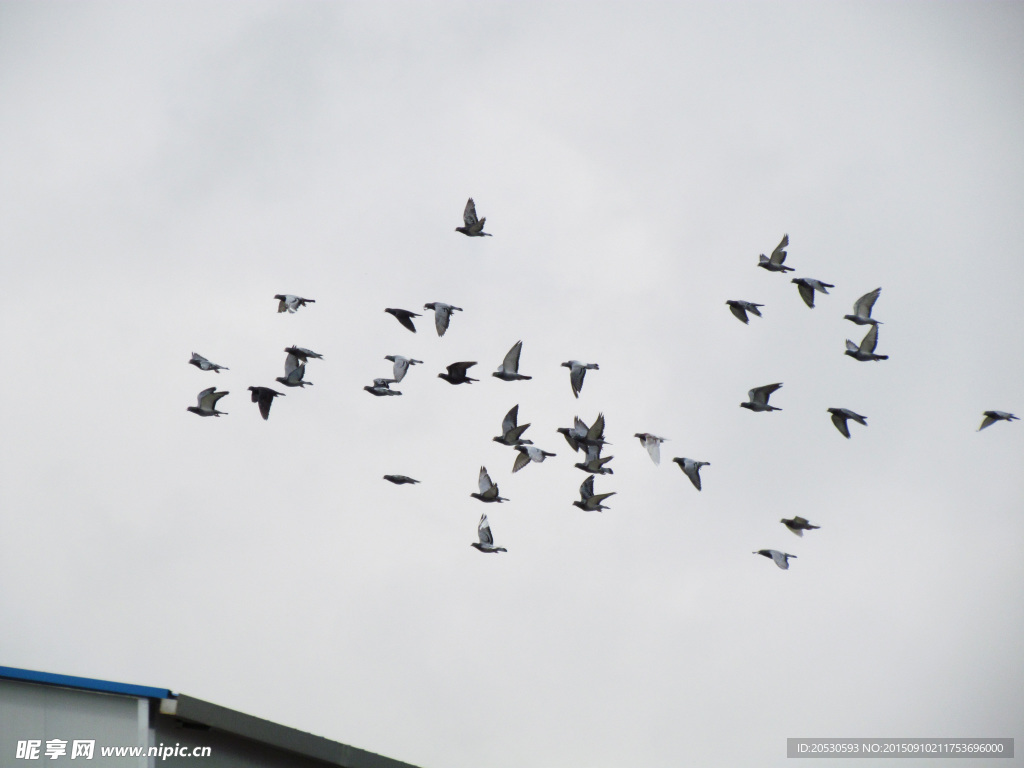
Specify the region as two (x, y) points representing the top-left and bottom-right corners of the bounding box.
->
(2, 2), (1023, 766)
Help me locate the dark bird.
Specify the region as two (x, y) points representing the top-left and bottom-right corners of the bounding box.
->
(561, 360), (599, 398)
(493, 340), (532, 381)
(828, 407), (868, 438)
(741, 383), (783, 412)
(385, 355), (423, 383)
(248, 386), (284, 420)
(791, 277), (835, 308)
(284, 346), (323, 362)
(978, 411), (1019, 431)
(385, 307), (421, 333)
(424, 302), (463, 337)
(276, 353), (313, 387)
(456, 198), (492, 237)
(573, 475), (616, 512)
(438, 361), (478, 385)
(189, 352), (228, 373)
(757, 234), (794, 272)
(753, 549), (797, 569)
(634, 433), (668, 465)
(512, 445), (556, 473)
(844, 287), (882, 325)
(471, 466), (508, 503)
(557, 417), (589, 452)
(275, 294), (315, 313)
(364, 377), (402, 396)
(187, 387), (228, 417)
(781, 516), (820, 536)
(726, 300), (764, 325)
(672, 457), (710, 491)
(845, 324), (888, 361)
(384, 475), (420, 485)
(471, 513), (506, 553)
(575, 443), (614, 475)
(493, 405), (533, 446)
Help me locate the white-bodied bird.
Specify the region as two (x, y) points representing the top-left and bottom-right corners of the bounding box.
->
(634, 433), (668, 465)
(188, 352), (228, 373)
(561, 360), (599, 398)
(753, 549), (797, 569)
(672, 457), (710, 491)
(275, 294), (315, 313)
(385, 355), (423, 383)
(513, 445), (556, 473)
(424, 302), (463, 337)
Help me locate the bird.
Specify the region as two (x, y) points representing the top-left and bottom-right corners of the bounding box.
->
(845, 324), (888, 361)
(187, 387), (228, 417)
(791, 277), (835, 308)
(284, 346), (323, 362)
(276, 353), (313, 387)
(561, 360), (599, 398)
(844, 287), (882, 325)
(634, 433), (668, 465)
(471, 466), (508, 503)
(757, 234), (794, 272)
(364, 378), (402, 396)
(275, 294), (315, 313)
(188, 352), (228, 373)
(493, 405), (533, 446)
(726, 300), (764, 324)
(455, 198), (492, 237)
(741, 383), (783, 412)
(672, 457), (710, 491)
(492, 340), (532, 381)
(385, 355), (423, 383)
(781, 516), (820, 536)
(384, 307), (420, 333)
(573, 475), (616, 512)
(574, 443), (614, 475)
(753, 549), (797, 569)
(247, 386), (284, 420)
(828, 407), (868, 438)
(438, 361), (478, 385)
(471, 514), (506, 553)
(424, 302), (463, 337)
(557, 417), (590, 452)
(384, 475), (420, 485)
(513, 445), (556, 473)
(978, 411), (1019, 431)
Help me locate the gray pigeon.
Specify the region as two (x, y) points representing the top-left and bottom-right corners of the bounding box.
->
(248, 386), (284, 420)
(757, 234), (794, 272)
(828, 407), (868, 438)
(672, 457), (710, 491)
(561, 360), (599, 398)
(187, 387), (228, 417)
(471, 513), (506, 553)
(385, 307), (420, 333)
(276, 353), (313, 387)
(726, 300), (764, 324)
(189, 352), (228, 373)
(493, 405), (533, 446)
(557, 417), (590, 452)
(275, 294), (315, 313)
(471, 466), (508, 503)
(845, 324), (888, 361)
(385, 355), (423, 383)
(384, 475), (420, 485)
(573, 475), (616, 512)
(741, 383), (783, 412)
(574, 443), (614, 475)
(844, 287), (882, 325)
(791, 278), (834, 308)
(455, 198), (492, 237)
(753, 549), (797, 569)
(780, 516), (820, 536)
(364, 377), (401, 396)
(634, 433), (668, 465)
(284, 346), (323, 362)
(424, 302), (463, 337)
(492, 340), (532, 381)
(978, 411), (1019, 431)
(438, 361), (478, 385)
(512, 444), (556, 473)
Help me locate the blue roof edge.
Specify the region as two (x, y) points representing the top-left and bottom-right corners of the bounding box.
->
(0, 666), (173, 700)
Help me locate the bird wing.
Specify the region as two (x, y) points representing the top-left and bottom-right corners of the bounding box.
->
(501, 405), (519, 436)
(587, 412), (606, 442)
(853, 287), (881, 319)
(257, 392), (273, 420)
(434, 305), (451, 336)
(203, 389), (228, 410)
(579, 475), (595, 500)
(846, 339), (859, 353)
(978, 413), (998, 431)
(644, 436), (662, 465)
(569, 364), (585, 398)
(796, 281), (815, 307)
(501, 341), (523, 373)
(196, 387), (217, 409)
(685, 462), (702, 490)
(860, 324), (879, 353)
(191, 353), (209, 365)
(512, 450), (531, 473)
(831, 411), (851, 437)
(478, 514), (494, 545)
(728, 303), (749, 324)
(447, 361), (476, 377)
(463, 198), (479, 227)
(284, 353), (300, 375)
(392, 357), (410, 383)
(770, 234), (789, 265)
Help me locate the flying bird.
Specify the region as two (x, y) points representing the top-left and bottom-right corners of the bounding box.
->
(741, 383), (783, 412)
(276, 353), (313, 387)
(384, 475), (420, 485)
(574, 443), (614, 475)
(672, 457), (710, 491)
(725, 300), (764, 325)
(757, 234), (794, 272)
(471, 513), (506, 553)
(492, 340), (532, 381)
(513, 445), (556, 473)
(187, 387), (228, 417)
(384, 307), (420, 333)
(455, 198), (492, 237)
(557, 417), (590, 452)
(634, 433), (668, 465)
(438, 361), (478, 385)
(284, 346), (323, 362)
(364, 377), (402, 396)
(493, 405), (533, 446)
(573, 475), (616, 512)
(780, 516), (820, 536)
(845, 324), (888, 361)
(753, 549), (797, 569)
(828, 407), (868, 438)
(424, 302), (463, 337)
(275, 294), (315, 313)
(844, 287), (882, 325)
(385, 355), (423, 383)
(471, 466), (508, 503)
(978, 411), (1019, 431)
(791, 277), (835, 308)
(561, 360), (599, 398)
(247, 386), (284, 420)
(188, 352), (228, 373)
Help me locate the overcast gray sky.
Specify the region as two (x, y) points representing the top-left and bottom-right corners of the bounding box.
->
(2, 2), (1023, 766)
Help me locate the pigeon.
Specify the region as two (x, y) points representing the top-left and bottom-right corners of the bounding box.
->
(424, 302), (463, 337)
(384, 475), (420, 485)
(493, 405), (533, 446)
(791, 278), (834, 308)
(438, 361), (478, 385)
(557, 417), (590, 452)
(284, 346), (323, 362)
(385, 307), (420, 333)
(471, 513), (506, 553)
(364, 377), (402, 396)
(187, 387), (228, 417)
(672, 457), (710, 491)
(844, 287), (882, 325)
(276, 353), (313, 387)
(634, 433), (668, 465)
(275, 294), (315, 313)
(573, 475), (616, 512)
(247, 386), (284, 420)
(578, 412), (609, 449)
(780, 516), (820, 536)
(828, 407), (868, 438)
(471, 466), (508, 503)
(757, 234), (794, 272)
(513, 445), (556, 473)
(574, 443), (614, 475)
(385, 355), (423, 383)
(845, 324), (888, 361)
(978, 411), (1019, 431)
(741, 382), (783, 412)
(455, 198), (492, 237)
(492, 340), (532, 381)
(726, 300), (764, 325)
(753, 549), (797, 569)
(561, 360), (599, 398)
(189, 352), (228, 373)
